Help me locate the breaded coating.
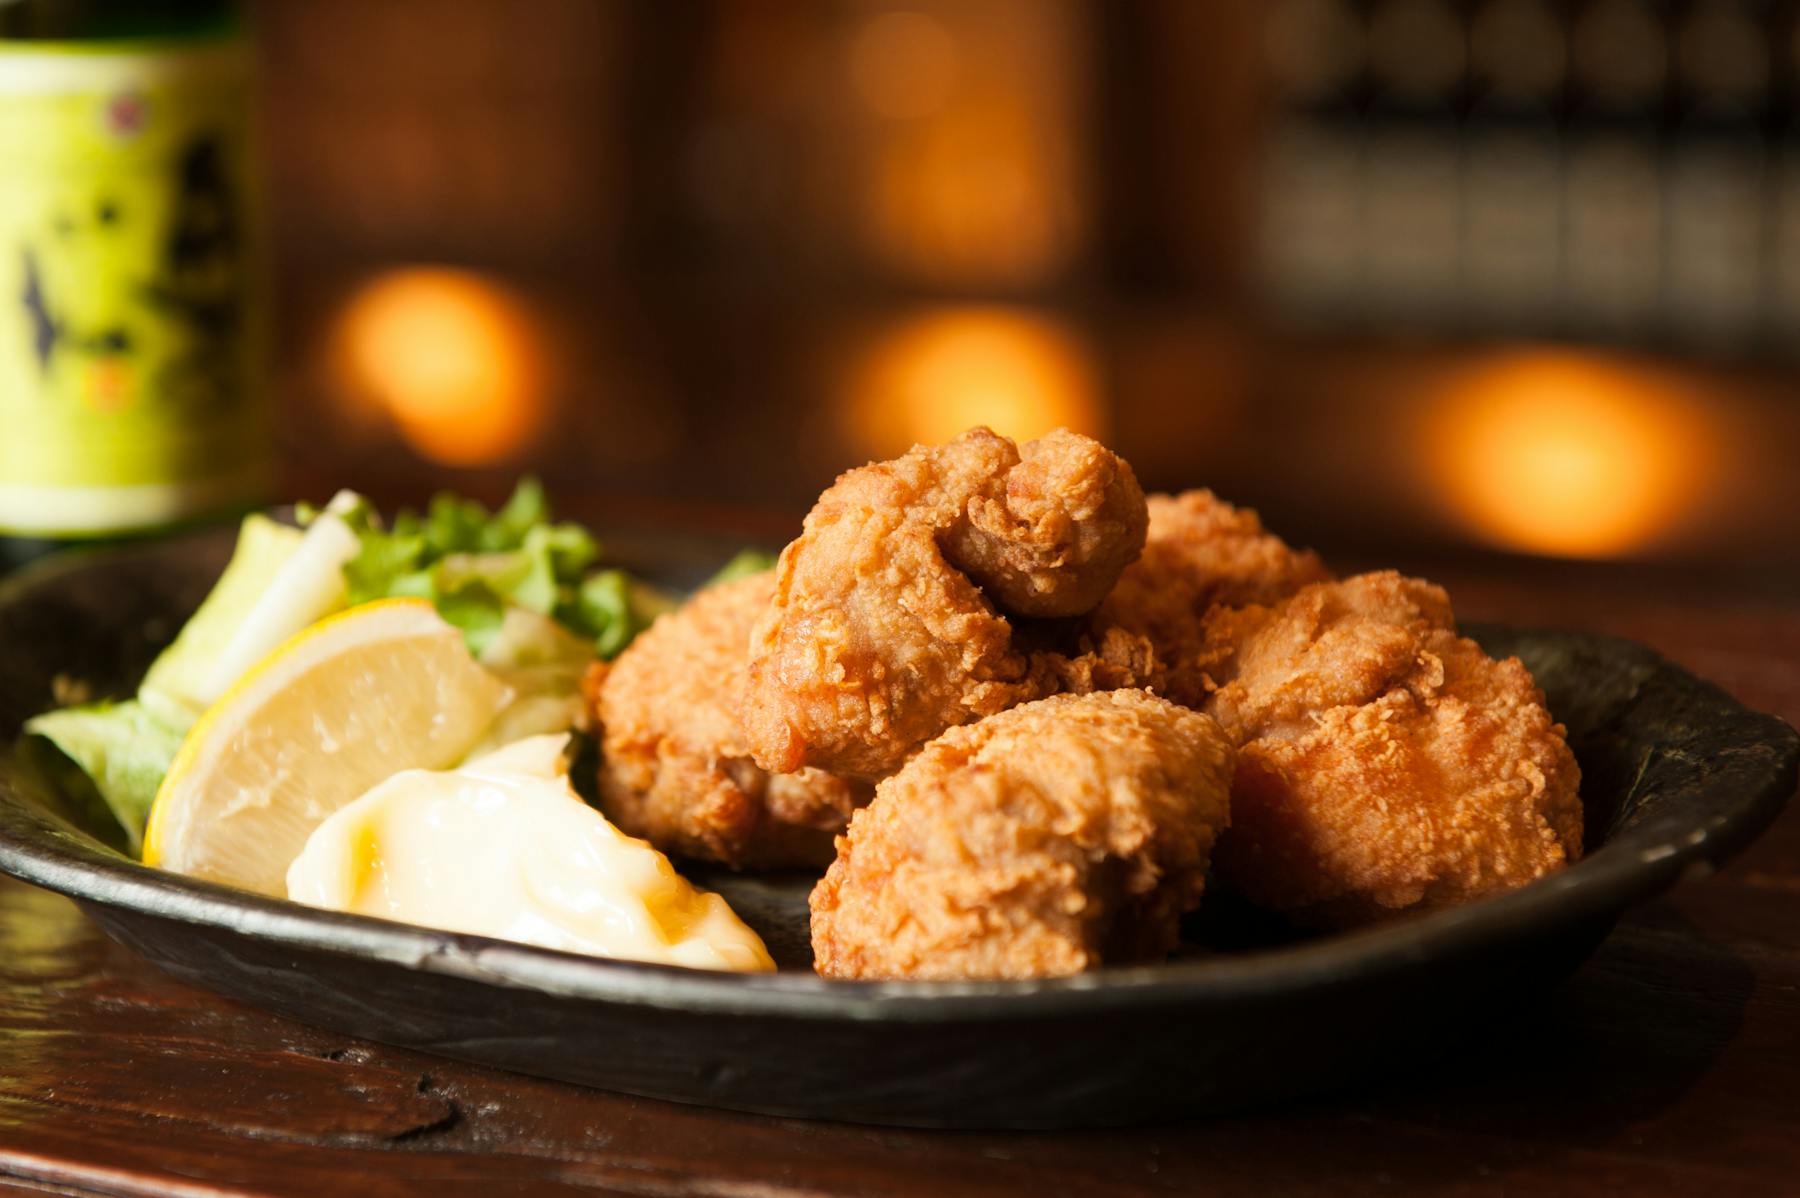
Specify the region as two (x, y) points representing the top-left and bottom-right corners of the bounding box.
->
(1090, 490), (1331, 707)
(1200, 572), (1583, 927)
(941, 429), (1149, 617)
(594, 572), (871, 869)
(744, 427), (1147, 781)
(809, 690), (1235, 980)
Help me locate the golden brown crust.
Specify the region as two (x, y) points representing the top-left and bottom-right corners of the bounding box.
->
(743, 427), (1147, 781)
(809, 690), (1235, 980)
(1200, 572), (1583, 926)
(1088, 490), (1332, 707)
(594, 572), (871, 870)
(941, 428), (1149, 618)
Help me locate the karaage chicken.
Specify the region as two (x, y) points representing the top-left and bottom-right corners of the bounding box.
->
(810, 690), (1235, 980)
(592, 571), (871, 869)
(743, 427), (1147, 781)
(1088, 490), (1330, 707)
(1199, 571), (1583, 927)
(940, 429), (1150, 617)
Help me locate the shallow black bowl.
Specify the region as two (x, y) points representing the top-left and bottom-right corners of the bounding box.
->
(0, 530), (1793, 1129)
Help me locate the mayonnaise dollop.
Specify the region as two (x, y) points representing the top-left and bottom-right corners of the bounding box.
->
(285, 735), (774, 972)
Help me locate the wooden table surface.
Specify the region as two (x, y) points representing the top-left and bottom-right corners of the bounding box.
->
(0, 555), (1795, 1198)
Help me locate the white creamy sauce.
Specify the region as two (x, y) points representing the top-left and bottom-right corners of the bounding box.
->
(286, 735), (773, 972)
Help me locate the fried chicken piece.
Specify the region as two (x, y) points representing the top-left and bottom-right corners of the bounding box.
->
(744, 427), (1147, 781)
(810, 690), (1235, 980)
(593, 571), (871, 869)
(1199, 571), (1583, 927)
(941, 430), (1150, 617)
(1088, 490), (1331, 707)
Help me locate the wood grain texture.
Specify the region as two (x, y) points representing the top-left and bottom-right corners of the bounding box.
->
(0, 561), (1795, 1197)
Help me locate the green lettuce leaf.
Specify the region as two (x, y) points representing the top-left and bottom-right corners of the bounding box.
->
(570, 570), (678, 659)
(339, 478), (616, 656)
(468, 607), (598, 756)
(138, 512), (310, 723)
(24, 701), (188, 855)
(23, 479), (769, 853)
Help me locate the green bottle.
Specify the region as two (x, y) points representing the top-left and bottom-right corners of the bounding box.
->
(0, 0), (267, 568)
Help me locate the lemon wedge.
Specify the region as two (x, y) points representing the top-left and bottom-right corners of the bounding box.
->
(144, 599), (510, 896)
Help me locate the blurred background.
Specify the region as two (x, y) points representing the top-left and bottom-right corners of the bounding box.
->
(259, 0), (1800, 582)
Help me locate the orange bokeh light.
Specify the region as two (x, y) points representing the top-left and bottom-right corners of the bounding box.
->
(848, 4), (1084, 290)
(330, 268), (547, 466)
(865, 105), (1077, 289)
(846, 307), (1102, 459)
(1422, 350), (1717, 558)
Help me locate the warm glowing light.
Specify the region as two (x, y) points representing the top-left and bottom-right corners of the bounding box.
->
(331, 268), (547, 466)
(849, 3), (1084, 288)
(846, 308), (1102, 459)
(850, 11), (959, 119)
(1423, 351), (1716, 558)
(866, 107), (1075, 287)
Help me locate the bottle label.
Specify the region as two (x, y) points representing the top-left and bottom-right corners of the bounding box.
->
(0, 40), (266, 536)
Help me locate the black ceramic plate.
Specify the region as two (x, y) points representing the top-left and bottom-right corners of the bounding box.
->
(0, 530), (1794, 1129)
